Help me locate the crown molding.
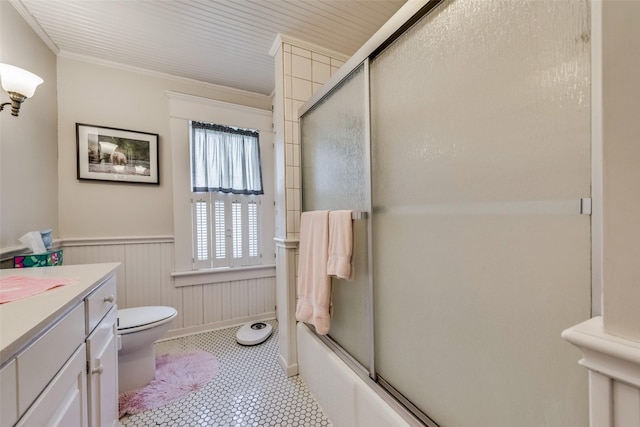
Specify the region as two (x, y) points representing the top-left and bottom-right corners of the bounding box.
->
(58, 50), (272, 102)
(8, 0), (60, 54)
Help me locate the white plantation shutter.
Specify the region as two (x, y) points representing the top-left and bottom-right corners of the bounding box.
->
(213, 199), (228, 267)
(191, 193), (261, 269)
(232, 201), (243, 263)
(192, 197), (211, 269)
(248, 201), (259, 258)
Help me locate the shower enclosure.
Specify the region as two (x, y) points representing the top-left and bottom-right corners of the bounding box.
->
(299, 0), (591, 426)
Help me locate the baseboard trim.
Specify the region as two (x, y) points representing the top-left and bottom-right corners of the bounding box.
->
(161, 312), (276, 341)
(279, 354), (299, 377)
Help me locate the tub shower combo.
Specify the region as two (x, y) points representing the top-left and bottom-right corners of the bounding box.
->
(297, 0), (592, 426)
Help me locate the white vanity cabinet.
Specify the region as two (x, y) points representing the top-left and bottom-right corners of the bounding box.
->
(0, 263), (120, 427)
(85, 274), (119, 427)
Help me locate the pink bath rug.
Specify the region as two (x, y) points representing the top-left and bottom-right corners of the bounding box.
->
(119, 350), (219, 417)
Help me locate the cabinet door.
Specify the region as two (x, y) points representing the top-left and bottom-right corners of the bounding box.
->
(86, 307), (118, 427)
(0, 360), (18, 427)
(17, 344), (88, 427)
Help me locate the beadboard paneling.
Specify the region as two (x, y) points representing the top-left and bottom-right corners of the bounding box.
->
(61, 240), (275, 333)
(62, 244), (127, 302)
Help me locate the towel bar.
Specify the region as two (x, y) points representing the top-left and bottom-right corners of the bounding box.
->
(301, 210), (367, 220)
(352, 211), (368, 220)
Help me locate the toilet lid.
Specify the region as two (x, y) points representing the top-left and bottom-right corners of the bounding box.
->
(118, 306), (177, 331)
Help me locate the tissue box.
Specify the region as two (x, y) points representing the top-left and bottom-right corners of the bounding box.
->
(14, 249), (63, 268)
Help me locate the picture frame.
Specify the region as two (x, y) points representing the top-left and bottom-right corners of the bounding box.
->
(76, 123), (159, 185)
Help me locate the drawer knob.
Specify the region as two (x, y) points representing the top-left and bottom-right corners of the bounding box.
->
(104, 295), (115, 303)
(92, 364), (104, 375)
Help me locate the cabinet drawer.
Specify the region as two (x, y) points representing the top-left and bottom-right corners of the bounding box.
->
(0, 359), (17, 427)
(16, 303), (85, 415)
(85, 274), (117, 335)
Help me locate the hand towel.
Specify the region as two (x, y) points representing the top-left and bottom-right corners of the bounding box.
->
(0, 276), (77, 304)
(295, 210), (332, 335)
(327, 210), (353, 280)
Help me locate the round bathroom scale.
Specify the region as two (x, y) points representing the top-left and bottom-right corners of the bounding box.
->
(236, 322), (273, 346)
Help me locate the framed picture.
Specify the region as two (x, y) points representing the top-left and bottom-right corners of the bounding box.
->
(76, 123), (159, 185)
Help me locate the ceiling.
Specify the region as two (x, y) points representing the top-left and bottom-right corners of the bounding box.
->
(13, 0), (406, 96)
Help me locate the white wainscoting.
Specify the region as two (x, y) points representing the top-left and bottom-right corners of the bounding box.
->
(563, 316), (640, 427)
(61, 237), (276, 336)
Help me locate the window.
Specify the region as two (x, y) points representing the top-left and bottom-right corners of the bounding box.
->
(190, 121), (263, 269)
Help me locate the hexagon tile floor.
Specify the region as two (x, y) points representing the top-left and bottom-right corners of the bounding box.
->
(119, 320), (332, 427)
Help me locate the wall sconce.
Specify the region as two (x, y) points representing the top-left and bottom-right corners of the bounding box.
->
(0, 63), (43, 117)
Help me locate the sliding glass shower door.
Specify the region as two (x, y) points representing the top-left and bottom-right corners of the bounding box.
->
(298, 0), (591, 425)
(369, 0), (591, 426)
(300, 64), (372, 369)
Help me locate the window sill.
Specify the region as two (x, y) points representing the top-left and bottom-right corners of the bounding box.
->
(171, 264), (276, 287)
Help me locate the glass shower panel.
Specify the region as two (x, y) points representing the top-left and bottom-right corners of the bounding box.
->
(300, 64), (370, 368)
(370, 0), (590, 426)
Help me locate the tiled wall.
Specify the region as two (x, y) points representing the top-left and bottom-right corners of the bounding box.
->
(271, 35), (348, 375)
(280, 40), (346, 239)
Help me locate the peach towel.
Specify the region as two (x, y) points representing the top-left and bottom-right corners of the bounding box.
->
(0, 276), (77, 304)
(295, 210), (332, 335)
(326, 210), (353, 280)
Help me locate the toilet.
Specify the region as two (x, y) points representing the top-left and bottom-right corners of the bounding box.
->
(117, 306), (177, 393)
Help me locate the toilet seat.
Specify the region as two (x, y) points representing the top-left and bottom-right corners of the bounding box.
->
(118, 306), (177, 335)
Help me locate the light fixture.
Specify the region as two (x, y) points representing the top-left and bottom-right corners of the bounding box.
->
(0, 63), (43, 117)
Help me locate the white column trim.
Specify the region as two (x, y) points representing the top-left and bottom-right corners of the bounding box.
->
(274, 238), (299, 249)
(563, 317), (640, 387)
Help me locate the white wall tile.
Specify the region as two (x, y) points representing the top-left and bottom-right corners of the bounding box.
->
(292, 99), (304, 121)
(285, 142), (293, 166)
(330, 58), (344, 68)
(284, 51), (292, 77)
(285, 98), (293, 121)
(284, 76), (292, 99)
(293, 143), (300, 168)
(312, 60), (331, 85)
(293, 165), (300, 189)
(291, 77), (312, 101)
(292, 122), (300, 146)
(291, 46), (311, 59)
(292, 54), (312, 80)
(285, 120), (294, 144)
(286, 165), (294, 188)
(311, 52), (330, 65)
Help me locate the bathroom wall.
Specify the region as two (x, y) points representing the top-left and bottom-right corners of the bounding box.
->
(601, 0), (640, 342)
(56, 56), (271, 239)
(0, 1), (58, 250)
